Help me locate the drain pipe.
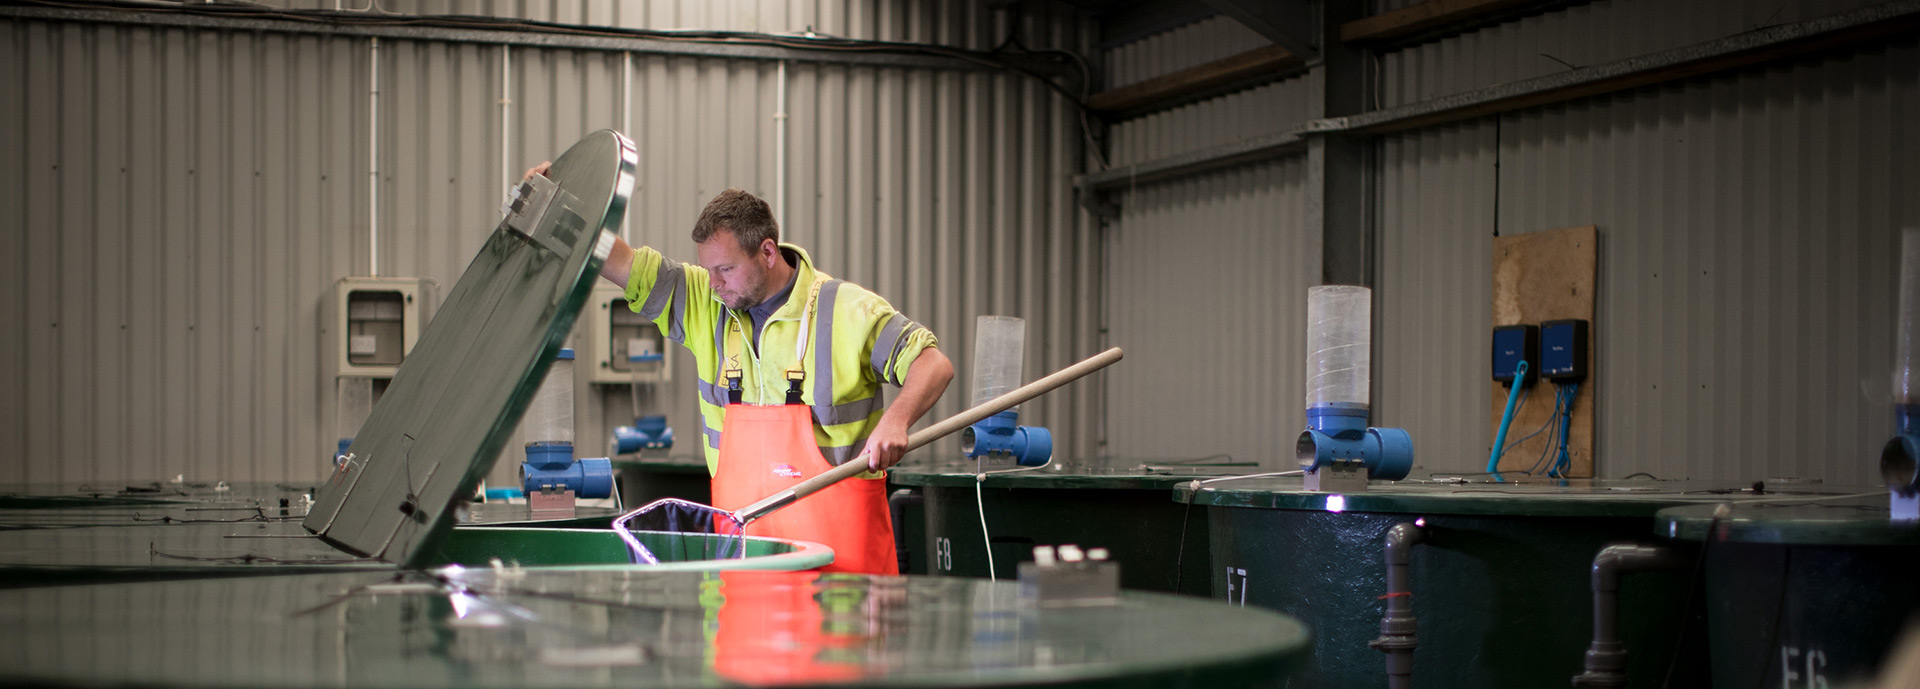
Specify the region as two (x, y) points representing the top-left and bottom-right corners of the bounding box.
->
(368, 36), (379, 276)
(500, 45), (512, 197)
(773, 59), (789, 226)
(1571, 544), (1688, 687)
(1369, 521), (1426, 689)
(889, 489), (923, 574)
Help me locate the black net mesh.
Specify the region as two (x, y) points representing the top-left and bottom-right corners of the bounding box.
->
(612, 498), (748, 564)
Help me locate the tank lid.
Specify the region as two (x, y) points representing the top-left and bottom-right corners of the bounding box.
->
(302, 129), (636, 569)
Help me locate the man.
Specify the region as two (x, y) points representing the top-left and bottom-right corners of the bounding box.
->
(524, 163), (954, 575)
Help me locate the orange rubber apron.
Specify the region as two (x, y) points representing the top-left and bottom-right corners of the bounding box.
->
(711, 403), (896, 575)
(708, 290), (896, 575)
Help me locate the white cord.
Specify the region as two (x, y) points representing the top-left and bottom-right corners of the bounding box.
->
(1189, 470), (1304, 489)
(970, 460), (1052, 583)
(975, 476), (994, 582)
(1737, 491), (1883, 504)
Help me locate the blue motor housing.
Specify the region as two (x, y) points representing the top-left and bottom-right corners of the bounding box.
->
(1297, 405), (1414, 481)
(610, 415), (674, 454)
(520, 442), (614, 499)
(962, 410), (1052, 467)
(1883, 404), (1920, 494)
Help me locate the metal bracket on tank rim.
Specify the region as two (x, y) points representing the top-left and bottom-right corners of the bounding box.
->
(1303, 459), (1370, 493)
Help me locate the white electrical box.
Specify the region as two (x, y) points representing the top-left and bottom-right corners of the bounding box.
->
(335, 277), (434, 378)
(587, 282), (671, 385)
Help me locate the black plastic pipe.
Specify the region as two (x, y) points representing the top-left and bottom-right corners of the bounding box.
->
(1370, 522), (1426, 689)
(889, 488), (923, 574)
(1571, 544), (1688, 687)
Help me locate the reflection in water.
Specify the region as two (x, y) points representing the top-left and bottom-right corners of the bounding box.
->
(707, 571), (898, 683)
(0, 569), (1306, 688)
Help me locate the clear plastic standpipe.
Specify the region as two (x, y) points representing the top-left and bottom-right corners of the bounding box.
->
(335, 376), (374, 459)
(525, 349), (575, 445)
(1898, 229), (1920, 407)
(1886, 230), (1920, 496)
(1306, 285), (1372, 411)
(971, 316), (1027, 409)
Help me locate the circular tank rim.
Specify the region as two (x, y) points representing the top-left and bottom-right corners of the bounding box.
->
(1654, 498), (1920, 545)
(0, 529), (834, 584)
(611, 459), (710, 475)
(1173, 478), (1879, 518)
(444, 526), (836, 572)
(890, 468), (1220, 490)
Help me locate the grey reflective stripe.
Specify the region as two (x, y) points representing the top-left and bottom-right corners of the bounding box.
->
(892, 322), (925, 383)
(637, 261), (682, 321)
(871, 317), (923, 386)
(819, 438), (867, 466)
(703, 424), (722, 449)
(810, 280), (843, 425)
(697, 379), (729, 407)
(712, 307), (730, 378)
(666, 277), (689, 344)
(816, 395), (882, 425)
(870, 314), (905, 380)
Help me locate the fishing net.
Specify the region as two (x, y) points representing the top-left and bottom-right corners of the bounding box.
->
(612, 498), (749, 564)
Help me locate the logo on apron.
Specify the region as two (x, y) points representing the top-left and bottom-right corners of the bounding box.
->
(772, 464), (803, 478)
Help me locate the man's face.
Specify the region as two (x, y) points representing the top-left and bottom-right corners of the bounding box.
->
(697, 229), (773, 310)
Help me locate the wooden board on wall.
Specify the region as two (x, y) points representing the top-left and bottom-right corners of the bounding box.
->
(1490, 226), (1597, 477)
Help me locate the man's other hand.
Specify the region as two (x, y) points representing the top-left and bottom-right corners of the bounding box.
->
(522, 161), (552, 182)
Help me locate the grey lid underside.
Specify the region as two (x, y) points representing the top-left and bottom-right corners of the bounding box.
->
(303, 130), (637, 568)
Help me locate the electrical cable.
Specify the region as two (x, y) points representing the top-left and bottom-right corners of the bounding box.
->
(1492, 386), (1558, 463)
(1168, 470), (1306, 593)
(1554, 382), (1579, 477)
(148, 543), (379, 565)
(1661, 503), (1726, 689)
(1171, 486), (1197, 594)
(1523, 385), (1570, 477)
(969, 452), (1058, 583)
(974, 476), (994, 582)
(23, 1), (1095, 110)
(1750, 546), (1795, 689)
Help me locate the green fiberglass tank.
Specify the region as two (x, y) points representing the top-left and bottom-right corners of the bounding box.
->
(1180, 476), (1854, 689)
(891, 458), (1245, 596)
(1656, 494), (1920, 689)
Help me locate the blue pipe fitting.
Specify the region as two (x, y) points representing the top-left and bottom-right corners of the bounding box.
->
(610, 415), (674, 454)
(520, 442), (614, 499)
(1298, 405), (1415, 481)
(1882, 404), (1920, 494)
(336, 438), (353, 461)
(962, 410), (1052, 467)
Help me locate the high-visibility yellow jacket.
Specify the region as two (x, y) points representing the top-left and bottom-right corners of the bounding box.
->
(623, 243), (937, 476)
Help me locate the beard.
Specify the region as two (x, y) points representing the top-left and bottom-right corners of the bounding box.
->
(718, 270), (768, 310)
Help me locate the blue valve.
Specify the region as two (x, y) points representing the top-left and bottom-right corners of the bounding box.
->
(610, 415), (674, 454)
(961, 410), (1052, 467)
(1297, 405), (1414, 481)
(520, 442), (614, 499)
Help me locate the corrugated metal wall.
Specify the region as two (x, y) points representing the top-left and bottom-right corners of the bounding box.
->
(1105, 157), (1318, 468)
(1097, 1), (1920, 484)
(0, 2), (1098, 485)
(1107, 75), (1314, 167)
(1375, 28), (1920, 482)
(1375, 122), (1500, 477)
(1097, 15), (1316, 468)
(1102, 13), (1267, 89)
(1373, 0), (1887, 108)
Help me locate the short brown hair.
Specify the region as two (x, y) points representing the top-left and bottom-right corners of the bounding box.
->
(692, 188), (779, 255)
